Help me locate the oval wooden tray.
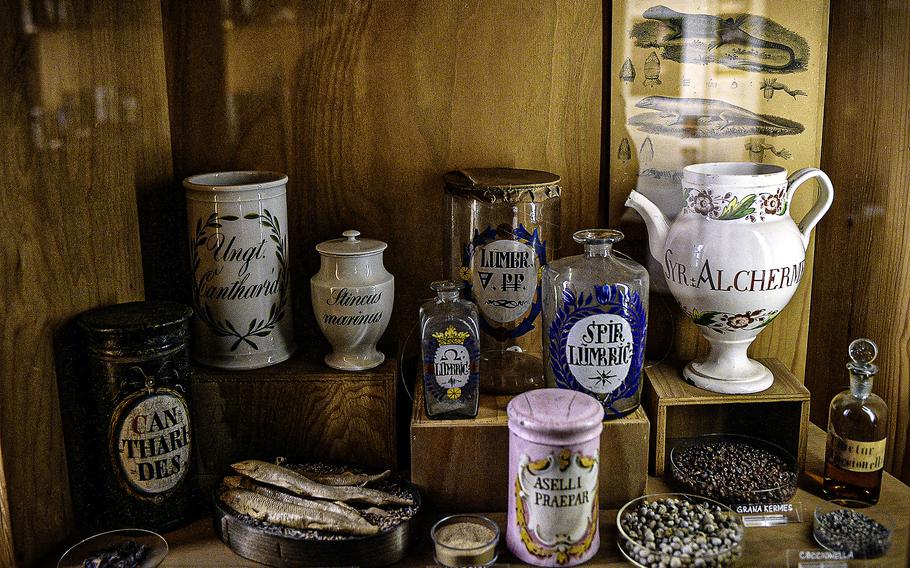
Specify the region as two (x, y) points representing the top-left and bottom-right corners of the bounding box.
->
(213, 476), (421, 567)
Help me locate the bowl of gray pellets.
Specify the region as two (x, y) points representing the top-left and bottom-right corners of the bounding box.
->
(617, 493), (745, 567)
(813, 501), (892, 559)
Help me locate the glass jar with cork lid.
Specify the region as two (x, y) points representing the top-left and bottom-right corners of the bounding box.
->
(444, 168), (561, 394)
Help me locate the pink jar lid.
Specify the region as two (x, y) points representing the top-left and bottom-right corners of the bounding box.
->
(507, 388), (603, 445)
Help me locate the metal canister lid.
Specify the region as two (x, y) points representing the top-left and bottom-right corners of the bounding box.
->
(444, 168), (561, 204)
(507, 388), (603, 445)
(78, 301), (193, 357)
(316, 230), (388, 257)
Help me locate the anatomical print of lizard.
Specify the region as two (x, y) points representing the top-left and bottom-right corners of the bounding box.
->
(628, 96), (804, 138)
(621, 2), (818, 141)
(630, 5), (810, 74)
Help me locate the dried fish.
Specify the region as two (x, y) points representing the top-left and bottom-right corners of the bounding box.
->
(232, 460), (413, 507)
(219, 488), (380, 536)
(301, 469), (392, 487)
(223, 476), (366, 519)
(273, 458), (390, 486)
(365, 506), (391, 518)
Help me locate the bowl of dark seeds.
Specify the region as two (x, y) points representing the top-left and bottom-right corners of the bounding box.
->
(57, 529), (167, 568)
(670, 434), (799, 505)
(617, 493), (744, 567)
(813, 501), (892, 559)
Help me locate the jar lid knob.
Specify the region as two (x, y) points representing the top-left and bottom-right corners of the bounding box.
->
(342, 229), (361, 241)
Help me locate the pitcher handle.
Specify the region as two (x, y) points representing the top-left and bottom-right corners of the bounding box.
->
(787, 167), (834, 250)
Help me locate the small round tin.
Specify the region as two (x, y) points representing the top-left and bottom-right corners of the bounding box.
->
(506, 388), (602, 566)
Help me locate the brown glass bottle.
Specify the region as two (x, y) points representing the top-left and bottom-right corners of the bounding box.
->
(822, 339), (888, 505)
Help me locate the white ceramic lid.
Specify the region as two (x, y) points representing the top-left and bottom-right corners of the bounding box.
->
(316, 230), (387, 257)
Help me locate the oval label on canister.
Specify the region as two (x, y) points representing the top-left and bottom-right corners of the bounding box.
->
(471, 239), (537, 324)
(110, 390), (191, 499)
(434, 345), (471, 388)
(515, 449), (599, 561)
(565, 314), (633, 394)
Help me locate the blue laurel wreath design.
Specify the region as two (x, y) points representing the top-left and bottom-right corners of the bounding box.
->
(548, 283), (647, 417)
(423, 335), (480, 403)
(461, 224), (547, 341)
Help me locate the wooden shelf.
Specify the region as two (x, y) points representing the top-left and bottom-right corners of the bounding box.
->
(191, 349), (398, 491)
(39, 425), (904, 567)
(644, 358), (810, 476)
(410, 381), (649, 511)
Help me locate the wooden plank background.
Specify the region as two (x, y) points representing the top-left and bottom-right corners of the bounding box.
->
(160, 0), (605, 342)
(0, 2), (173, 564)
(3, 0), (910, 564)
(808, 0), (910, 483)
(0, 1), (604, 563)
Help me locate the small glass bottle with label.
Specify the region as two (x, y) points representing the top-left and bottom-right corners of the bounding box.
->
(542, 229), (648, 419)
(421, 281), (481, 419)
(823, 338), (888, 505)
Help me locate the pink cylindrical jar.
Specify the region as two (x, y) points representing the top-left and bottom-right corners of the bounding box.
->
(506, 388), (602, 566)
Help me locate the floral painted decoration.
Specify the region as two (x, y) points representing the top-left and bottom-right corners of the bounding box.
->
(684, 185), (789, 222)
(683, 306), (780, 333)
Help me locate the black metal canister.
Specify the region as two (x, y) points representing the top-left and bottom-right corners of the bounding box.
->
(65, 301), (198, 531)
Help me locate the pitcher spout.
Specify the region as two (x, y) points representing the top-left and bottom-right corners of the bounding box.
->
(625, 190), (670, 261)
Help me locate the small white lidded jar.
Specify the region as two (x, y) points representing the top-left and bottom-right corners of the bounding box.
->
(311, 230), (394, 370)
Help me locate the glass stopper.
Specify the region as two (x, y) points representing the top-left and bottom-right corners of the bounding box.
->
(431, 280), (461, 300)
(572, 229), (624, 245)
(847, 338), (878, 375)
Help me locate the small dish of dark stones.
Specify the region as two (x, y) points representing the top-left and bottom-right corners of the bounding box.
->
(617, 493), (744, 567)
(670, 434), (799, 505)
(213, 460), (420, 568)
(57, 528), (168, 568)
(813, 501), (892, 559)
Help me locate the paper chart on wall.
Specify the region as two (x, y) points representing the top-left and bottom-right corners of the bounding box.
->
(610, 0), (831, 226)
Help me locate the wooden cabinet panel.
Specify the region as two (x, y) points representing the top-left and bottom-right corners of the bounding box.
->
(0, 2), (172, 564)
(162, 0), (604, 341)
(809, 1), (910, 483)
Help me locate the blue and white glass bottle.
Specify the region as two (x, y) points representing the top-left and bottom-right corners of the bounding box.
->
(542, 230), (648, 419)
(420, 281), (481, 419)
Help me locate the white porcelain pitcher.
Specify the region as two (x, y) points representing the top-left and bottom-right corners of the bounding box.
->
(625, 162), (833, 394)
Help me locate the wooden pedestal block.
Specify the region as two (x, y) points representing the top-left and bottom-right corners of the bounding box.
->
(644, 359), (810, 476)
(192, 352), (397, 491)
(410, 381), (649, 511)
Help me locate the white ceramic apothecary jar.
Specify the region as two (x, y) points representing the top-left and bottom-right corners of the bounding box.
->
(626, 162), (833, 394)
(184, 171), (296, 370)
(311, 230), (394, 370)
